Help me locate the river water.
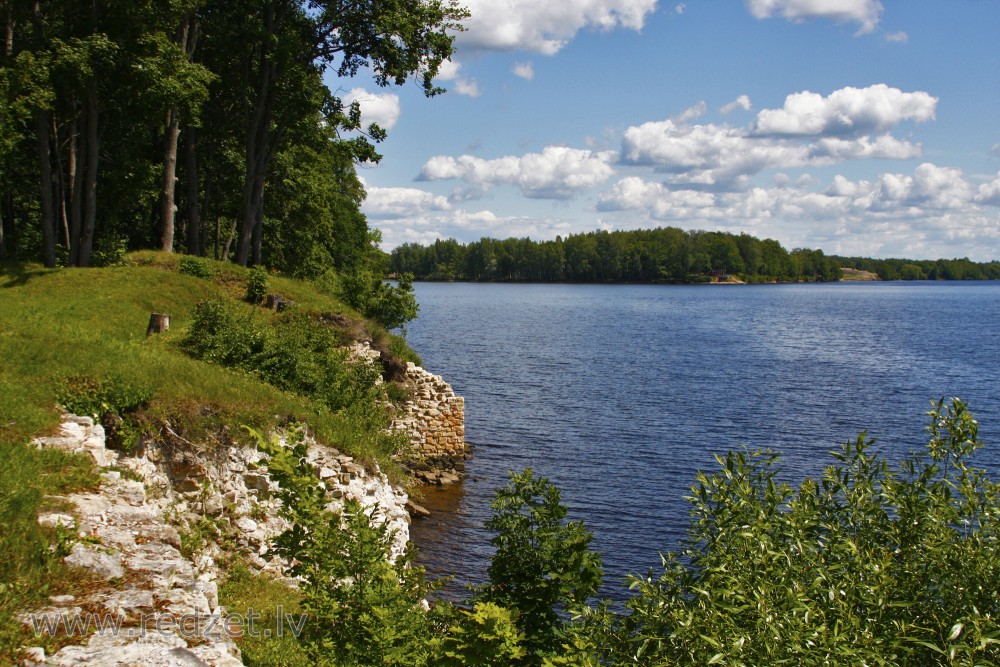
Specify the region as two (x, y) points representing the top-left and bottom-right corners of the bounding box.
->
(404, 281), (1000, 598)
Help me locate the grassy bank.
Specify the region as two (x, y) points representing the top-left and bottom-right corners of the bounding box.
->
(0, 252), (418, 660)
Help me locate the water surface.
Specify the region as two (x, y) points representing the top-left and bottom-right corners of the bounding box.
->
(405, 282), (1000, 597)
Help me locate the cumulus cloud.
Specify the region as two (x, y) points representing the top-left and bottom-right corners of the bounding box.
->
(674, 3), (686, 15)
(752, 84), (937, 137)
(419, 146), (617, 199)
(434, 60), (481, 97)
(745, 0), (884, 34)
(619, 85), (934, 188)
(341, 88), (401, 130)
(361, 183), (452, 219)
(513, 62), (535, 80)
(991, 143), (1000, 158)
(595, 163), (1000, 260)
(721, 95), (752, 114)
(456, 0), (658, 54)
(884, 30), (908, 43)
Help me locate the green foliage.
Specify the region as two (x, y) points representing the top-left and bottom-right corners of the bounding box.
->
(338, 270), (420, 331)
(252, 427), (439, 666)
(57, 374), (152, 451)
(604, 398), (1000, 666)
(245, 267), (270, 304)
(179, 255), (214, 279)
(183, 301), (389, 429)
(477, 469), (604, 664)
(433, 602), (527, 666)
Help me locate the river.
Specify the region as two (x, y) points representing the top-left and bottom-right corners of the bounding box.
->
(404, 281), (1000, 598)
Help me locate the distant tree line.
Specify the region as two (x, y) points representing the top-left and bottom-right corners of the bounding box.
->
(392, 228), (1000, 284)
(0, 0), (466, 277)
(833, 255), (1000, 281)
(391, 228), (843, 283)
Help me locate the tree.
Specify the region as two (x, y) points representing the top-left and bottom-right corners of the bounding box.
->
(477, 469), (603, 665)
(223, 0), (468, 267)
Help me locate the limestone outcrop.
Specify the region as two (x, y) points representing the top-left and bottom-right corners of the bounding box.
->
(26, 414), (411, 666)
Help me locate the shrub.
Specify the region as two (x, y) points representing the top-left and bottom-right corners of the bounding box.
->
(183, 300), (267, 368)
(245, 266), (270, 304)
(253, 427), (439, 666)
(605, 398), (1000, 666)
(477, 469), (603, 664)
(57, 375), (153, 451)
(178, 255), (213, 279)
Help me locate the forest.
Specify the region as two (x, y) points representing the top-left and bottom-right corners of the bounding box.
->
(391, 229), (1000, 284)
(0, 0), (466, 279)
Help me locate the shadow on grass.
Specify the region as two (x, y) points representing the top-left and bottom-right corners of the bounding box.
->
(0, 263), (50, 289)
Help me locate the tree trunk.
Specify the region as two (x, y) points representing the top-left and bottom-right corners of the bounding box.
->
(77, 79), (99, 267)
(235, 4), (276, 266)
(68, 115), (82, 264)
(35, 111), (56, 268)
(160, 107), (180, 252)
(184, 125), (201, 255)
(160, 15), (196, 253)
(0, 187), (14, 259)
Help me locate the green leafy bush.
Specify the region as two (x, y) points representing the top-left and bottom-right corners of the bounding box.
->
(245, 266), (270, 304)
(594, 398), (1000, 666)
(178, 255), (214, 279)
(477, 469), (604, 664)
(253, 427), (438, 666)
(183, 301), (386, 424)
(338, 270), (418, 331)
(57, 375), (152, 451)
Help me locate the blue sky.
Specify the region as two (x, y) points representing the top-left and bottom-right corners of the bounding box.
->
(329, 1), (1000, 261)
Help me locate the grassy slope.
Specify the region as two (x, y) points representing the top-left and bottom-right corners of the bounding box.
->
(0, 252), (411, 661)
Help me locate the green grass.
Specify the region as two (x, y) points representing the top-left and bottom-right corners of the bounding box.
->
(0, 252), (420, 660)
(218, 563), (309, 667)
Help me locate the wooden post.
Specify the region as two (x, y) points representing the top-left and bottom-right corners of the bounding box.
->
(146, 313), (170, 337)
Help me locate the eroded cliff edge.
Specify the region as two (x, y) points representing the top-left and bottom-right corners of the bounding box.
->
(23, 361), (467, 666)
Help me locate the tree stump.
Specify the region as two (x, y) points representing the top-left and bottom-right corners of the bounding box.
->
(146, 313), (170, 337)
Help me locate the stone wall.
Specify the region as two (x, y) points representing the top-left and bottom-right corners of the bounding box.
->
(391, 362), (469, 484)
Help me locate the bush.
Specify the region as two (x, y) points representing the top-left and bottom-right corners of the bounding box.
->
(477, 469), (603, 664)
(253, 427), (438, 666)
(183, 301), (386, 423)
(57, 375), (153, 451)
(602, 398), (1000, 666)
(178, 255), (213, 279)
(338, 270), (418, 331)
(245, 266), (270, 304)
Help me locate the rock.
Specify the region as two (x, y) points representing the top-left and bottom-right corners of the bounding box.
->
(48, 595), (76, 606)
(21, 646), (44, 665)
(406, 500), (431, 518)
(235, 516), (258, 533)
(65, 544), (124, 581)
(38, 513), (76, 529)
(102, 587), (155, 616)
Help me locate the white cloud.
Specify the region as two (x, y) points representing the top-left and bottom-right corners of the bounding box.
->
(361, 183), (452, 219)
(618, 85), (934, 188)
(453, 79), (482, 97)
(752, 84), (937, 137)
(720, 95), (752, 114)
(342, 88), (401, 130)
(991, 143), (1000, 158)
(745, 0), (884, 34)
(674, 3), (686, 15)
(678, 101), (707, 122)
(419, 146), (618, 199)
(434, 60), (481, 97)
(457, 0), (658, 54)
(884, 30), (908, 43)
(975, 171), (1000, 207)
(513, 62), (535, 80)
(595, 163), (1000, 260)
